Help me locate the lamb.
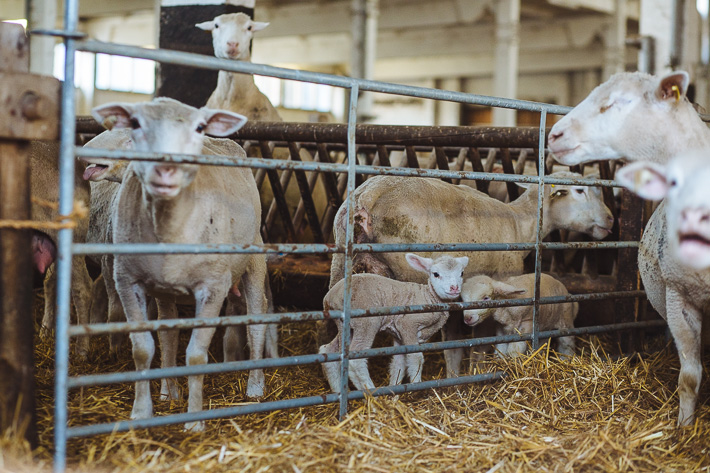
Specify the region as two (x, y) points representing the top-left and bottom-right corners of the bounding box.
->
(547, 70), (710, 426)
(91, 97), (268, 432)
(329, 172), (613, 376)
(30, 140), (93, 361)
(79, 130), (278, 362)
(320, 253), (468, 392)
(460, 273), (577, 357)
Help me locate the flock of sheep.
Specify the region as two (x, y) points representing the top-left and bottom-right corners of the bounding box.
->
(30, 12), (709, 433)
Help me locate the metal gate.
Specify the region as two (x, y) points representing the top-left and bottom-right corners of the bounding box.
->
(35, 2), (665, 471)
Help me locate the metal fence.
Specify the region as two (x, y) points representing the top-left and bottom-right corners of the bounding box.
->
(39, 2), (666, 472)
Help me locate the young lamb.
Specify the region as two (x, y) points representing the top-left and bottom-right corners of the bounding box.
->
(329, 172), (613, 377)
(91, 97), (268, 432)
(80, 129), (278, 362)
(460, 274), (577, 357)
(30, 140), (93, 361)
(320, 253), (468, 392)
(547, 70), (710, 426)
(196, 13), (281, 122)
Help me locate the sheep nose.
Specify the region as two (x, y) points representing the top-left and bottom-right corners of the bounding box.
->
(155, 166), (176, 179)
(682, 208), (710, 225)
(548, 129), (563, 144)
(450, 285), (459, 293)
(606, 214), (614, 225)
(227, 41), (239, 48)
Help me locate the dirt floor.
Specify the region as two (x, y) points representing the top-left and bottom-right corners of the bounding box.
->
(1, 292), (709, 473)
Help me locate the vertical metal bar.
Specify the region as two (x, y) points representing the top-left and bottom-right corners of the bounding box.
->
(54, 0), (80, 471)
(339, 84), (359, 419)
(532, 109), (547, 351)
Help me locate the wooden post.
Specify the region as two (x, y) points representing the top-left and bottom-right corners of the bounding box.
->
(156, 0), (254, 107)
(0, 22), (59, 449)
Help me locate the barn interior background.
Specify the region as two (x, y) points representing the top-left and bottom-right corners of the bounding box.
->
(1, 0), (710, 472)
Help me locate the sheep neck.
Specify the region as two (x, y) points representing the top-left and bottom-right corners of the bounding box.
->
(209, 69), (259, 106)
(507, 188), (553, 243)
(143, 186), (196, 242)
(653, 105), (710, 161)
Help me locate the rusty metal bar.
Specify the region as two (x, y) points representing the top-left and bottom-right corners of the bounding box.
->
(288, 142), (324, 242)
(500, 147), (519, 201)
(260, 142), (297, 242)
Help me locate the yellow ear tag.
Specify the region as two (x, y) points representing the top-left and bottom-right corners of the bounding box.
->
(671, 84), (681, 102)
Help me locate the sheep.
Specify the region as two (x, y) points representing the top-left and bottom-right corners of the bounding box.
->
(29, 140), (93, 361)
(196, 13), (280, 122)
(547, 70), (710, 426)
(460, 273), (577, 357)
(320, 253), (468, 392)
(79, 130), (278, 362)
(329, 172), (613, 377)
(91, 97), (268, 432)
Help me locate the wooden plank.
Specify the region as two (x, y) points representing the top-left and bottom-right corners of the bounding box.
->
(0, 22), (29, 73)
(0, 72), (60, 141)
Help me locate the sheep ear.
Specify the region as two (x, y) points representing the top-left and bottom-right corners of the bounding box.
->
(405, 253), (432, 273)
(656, 71), (689, 102)
(201, 108), (248, 136)
(251, 21), (269, 32)
(615, 162), (669, 200)
(195, 20), (216, 32)
(456, 256), (469, 270)
(492, 281), (526, 296)
(91, 102), (135, 130)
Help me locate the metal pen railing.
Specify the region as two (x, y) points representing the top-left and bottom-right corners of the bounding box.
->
(42, 2), (654, 471)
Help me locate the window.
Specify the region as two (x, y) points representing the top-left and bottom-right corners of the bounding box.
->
(254, 75), (345, 120)
(95, 53), (155, 94)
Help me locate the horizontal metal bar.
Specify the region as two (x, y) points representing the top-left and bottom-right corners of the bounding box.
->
(75, 147), (621, 188)
(75, 40), (571, 115)
(73, 240), (638, 256)
(67, 317), (661, 388)
(29, 28), (87, 39)
(66, 371), (503, 438)
(67, 290), (646, 337)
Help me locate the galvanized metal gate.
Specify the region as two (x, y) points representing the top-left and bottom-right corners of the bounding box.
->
(35, 2), (666, 472)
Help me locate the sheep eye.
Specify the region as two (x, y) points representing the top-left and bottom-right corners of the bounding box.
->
(214, 23), (219, 29)
(669, 178), (678, 187)
(196, 123), (207, 133)
(129, 117), (140, 130)
(600, 102), (613, 113)
(483, 296), (491, 301)
(247, 25), (253, 31)
(551, 189), (568, 198)
(433, 272), (440, 278)
(575, 188), (585, 195)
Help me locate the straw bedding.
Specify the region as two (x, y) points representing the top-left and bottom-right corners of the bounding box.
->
(1, 292), (708, 473)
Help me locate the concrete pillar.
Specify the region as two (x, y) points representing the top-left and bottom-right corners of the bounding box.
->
(350, 0), (379, 122)
(603, 0), (627, 80)
(156, 0), (254, 107)
(640, 0), (673, 75)
(492, 0), (520, 127)
(434, 78), (462, 126)
(27, 0), (57, 76)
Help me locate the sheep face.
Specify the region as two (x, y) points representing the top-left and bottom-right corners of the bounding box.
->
(405, 253), (468, 300)
(461, 276), (525, 326)
(91, 97), (246, 198)
(616, 152), (710, 270)
(548, 71), (690, 166)
(196, 13), (269, 61)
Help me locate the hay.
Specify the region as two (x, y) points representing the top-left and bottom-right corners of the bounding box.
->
(5, 292), (710, 472)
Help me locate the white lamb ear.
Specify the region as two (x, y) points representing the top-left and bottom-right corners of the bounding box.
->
(492, 281), (526, 296)
(201, 108), (248, 136)
(251, 21), (269, 32)
(195, 20), (216, 32)
(615, 162), (669, 201)
(405, 253), (433, 273)
(91, 102), (135, 130)
(656, 71), (690, 102)
(456, 256), (469, 270)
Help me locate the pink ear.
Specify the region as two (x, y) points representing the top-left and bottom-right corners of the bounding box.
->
(656, 71), (689, 102)
(405, 253), (432, 273)
(195, 20), (216, 32)
(493, 281), (526, 296)
(615, 162), (669, 201)
(91, 103), (134, 130)
(201, 109), (248, 136)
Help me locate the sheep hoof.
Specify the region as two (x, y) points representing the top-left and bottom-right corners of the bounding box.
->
(130, 404), (152, 420)
(246, 371), (265, 398)
(184, 420), (205, 432)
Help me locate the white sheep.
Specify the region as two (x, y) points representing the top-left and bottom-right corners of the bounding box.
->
(548, 70), (710, 426)
(329, 172), (613, 376)
(460, 273), (577, 357)
(196, 13), (281, 122)
(320, 253), (468, 392)
(91, 97), (268, 432)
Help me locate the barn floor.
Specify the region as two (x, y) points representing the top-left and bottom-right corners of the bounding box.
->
(2, 292), (709, 473)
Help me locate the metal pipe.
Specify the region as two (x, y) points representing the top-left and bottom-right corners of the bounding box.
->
(532, 109), (548, 350)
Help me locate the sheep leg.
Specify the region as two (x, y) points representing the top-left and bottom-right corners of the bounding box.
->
(442, 312), (467, 377)
(242, 256), (268, 399)
(400, 331), (424, 384)
(157, 300), (180, 401)
(223, 291), (246, 362)
(115, 280), (153, 420)
(40, 264), (56, 338)
(347, 323), (378, 392)
(388, 341), (406, 386)
(318, 329), (341, 393)
(104, 257), (127, 358)
(264, 276), (279, 359)
(666, 289), (703, 427)
(88, 274), (108, 324)
(557, 335), (576, 357)
(70, 257), (93, 361)
(183, 283), (223, 432)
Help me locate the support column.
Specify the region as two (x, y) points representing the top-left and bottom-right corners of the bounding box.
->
(156, 0), (254, 107)
(640, 0), (673, 76)
(603, 0), (627, 80)
(434, 78), (462, 126)
(350, 0), (379, 122)
(492, 0), (520, 127)
(27, 0), (57, 76)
